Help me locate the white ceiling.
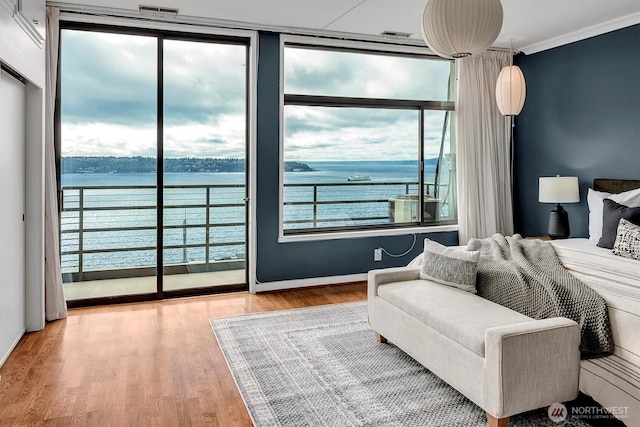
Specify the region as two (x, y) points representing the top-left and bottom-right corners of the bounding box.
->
(55, 0), (640, 54)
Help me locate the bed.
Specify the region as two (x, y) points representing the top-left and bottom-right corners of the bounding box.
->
(550, 178), (640, 426)
(404, 178), (640, 424)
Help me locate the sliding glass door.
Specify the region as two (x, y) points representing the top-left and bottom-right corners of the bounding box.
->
(162, 39), (247, 293)
(59, 26), (249, 304)
(60, 30), (158, 301)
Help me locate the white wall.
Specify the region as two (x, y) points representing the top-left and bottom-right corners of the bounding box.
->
(0, 0), (46, 366)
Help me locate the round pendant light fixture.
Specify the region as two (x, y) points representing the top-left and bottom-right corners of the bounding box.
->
(421, 0), (504, 59)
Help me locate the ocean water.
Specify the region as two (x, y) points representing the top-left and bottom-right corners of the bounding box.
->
(61, 161), (448, 273)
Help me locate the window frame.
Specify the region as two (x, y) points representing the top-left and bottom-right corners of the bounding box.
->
(56, 20), (259, 302)
(278, 36), (457, 242)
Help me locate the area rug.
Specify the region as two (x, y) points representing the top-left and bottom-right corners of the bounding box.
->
(210, 301), (591, 427)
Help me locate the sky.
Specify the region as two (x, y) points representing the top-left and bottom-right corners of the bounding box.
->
(61, 30), (453, 162)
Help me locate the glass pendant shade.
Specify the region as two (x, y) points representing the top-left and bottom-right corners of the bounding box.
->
(496, 65), (526, 116)
(421, 0), (504, 60)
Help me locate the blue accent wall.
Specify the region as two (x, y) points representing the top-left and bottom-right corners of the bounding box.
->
(255, 32), (457, 282)
(514, 25), (640, 238)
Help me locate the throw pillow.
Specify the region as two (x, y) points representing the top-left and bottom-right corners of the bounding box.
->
(612, 218), (640, 261)
(419, 239), (480, 293)
(597, 199), (640, 249)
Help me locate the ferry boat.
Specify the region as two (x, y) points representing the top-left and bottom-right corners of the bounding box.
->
(347, 174), (371, 182)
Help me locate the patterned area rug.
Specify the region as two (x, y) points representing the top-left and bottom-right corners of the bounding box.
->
(210, 301), (592, 427)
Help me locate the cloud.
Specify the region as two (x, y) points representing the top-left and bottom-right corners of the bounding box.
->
(62, 123), (156, 157)
(163, 39), (246, 126)
(253, 102), (450, 161)
(60, 29), (452, 161)
(284, 47), (451, 100)
(282, 47), (453, 161)
(283, 106), (450, 161)
(61, 31), (157, 126)
(164, 115), (246, 158)
(61, 29), (248, 158)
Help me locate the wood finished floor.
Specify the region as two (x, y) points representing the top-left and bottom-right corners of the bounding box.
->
(0, 283), (367, 426)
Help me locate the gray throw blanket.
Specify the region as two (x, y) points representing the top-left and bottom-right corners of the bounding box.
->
(467, 234), (613, 358)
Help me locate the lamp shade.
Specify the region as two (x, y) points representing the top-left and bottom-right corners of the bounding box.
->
(421, 0), (503, 60)
(539, 176), (580, 203)
(496, 65), (526, 116)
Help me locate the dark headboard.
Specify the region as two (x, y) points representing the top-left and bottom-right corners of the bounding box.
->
(593, 179), (640, 194)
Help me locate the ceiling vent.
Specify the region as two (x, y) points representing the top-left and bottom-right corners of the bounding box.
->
(380, 31), (412, 39)
(139, 5), (179, 18)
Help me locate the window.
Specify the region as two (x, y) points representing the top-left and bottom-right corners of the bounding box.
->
(281, 42), (456, 236)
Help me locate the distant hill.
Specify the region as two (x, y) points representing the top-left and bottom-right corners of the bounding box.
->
(283, 161), (314, 172)
(61, 156), (314, 174)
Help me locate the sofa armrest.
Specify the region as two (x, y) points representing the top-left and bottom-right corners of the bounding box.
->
(367, 267), (421, 300)
(367, 267), (421, 331)
(483, 317), (580, 418)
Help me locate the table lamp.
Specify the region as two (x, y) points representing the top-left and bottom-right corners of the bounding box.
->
(539, 176), (580, 239)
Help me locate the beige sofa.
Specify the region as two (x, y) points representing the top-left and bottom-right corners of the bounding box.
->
(368, 267), (582, 427)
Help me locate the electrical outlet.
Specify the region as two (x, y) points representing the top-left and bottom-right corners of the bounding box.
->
(374, 248), (382, 261)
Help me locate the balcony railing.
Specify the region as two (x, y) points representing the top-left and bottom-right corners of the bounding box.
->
(61, 181), (451, 281)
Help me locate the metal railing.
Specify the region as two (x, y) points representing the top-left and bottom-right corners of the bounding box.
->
(60, 181), (450, 280)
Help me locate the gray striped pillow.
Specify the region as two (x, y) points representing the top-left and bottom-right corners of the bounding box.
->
(419, 239), (480, 293)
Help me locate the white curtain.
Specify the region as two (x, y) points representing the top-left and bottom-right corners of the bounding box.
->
(45, 6), (67, 320)
(456, 50), (513, 245)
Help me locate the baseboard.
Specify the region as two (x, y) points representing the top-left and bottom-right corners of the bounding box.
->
(0, 327), (26, 368)
(255, 273), (367, 292)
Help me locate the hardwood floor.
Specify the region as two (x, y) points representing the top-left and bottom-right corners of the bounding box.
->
(0, 283), (367, 426)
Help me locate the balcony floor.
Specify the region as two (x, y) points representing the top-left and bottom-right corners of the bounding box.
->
(63, 269), (246, 301)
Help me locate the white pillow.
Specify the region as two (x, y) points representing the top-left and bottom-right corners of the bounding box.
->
(610, 187), (640, 206)
(587, 189), (611, 243)
(588, 187), (640, 242)
(419, 239), (480, 293)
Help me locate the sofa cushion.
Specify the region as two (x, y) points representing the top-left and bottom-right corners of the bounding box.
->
(377, 279), (532, 357)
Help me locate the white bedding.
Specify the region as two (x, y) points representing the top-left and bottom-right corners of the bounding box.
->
(551, 238), (640, 426)
(551, 238), (640, 288)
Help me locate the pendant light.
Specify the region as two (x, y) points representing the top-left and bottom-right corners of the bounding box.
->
(497, 41), (527, 207)
(496, 42), (526, 116)
(421, 0), (504, 60)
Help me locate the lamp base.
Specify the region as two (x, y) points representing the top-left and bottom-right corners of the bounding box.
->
(548, 204), (570, 240)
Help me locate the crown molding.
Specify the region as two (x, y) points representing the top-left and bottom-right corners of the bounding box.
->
(520, 11), (640, 54)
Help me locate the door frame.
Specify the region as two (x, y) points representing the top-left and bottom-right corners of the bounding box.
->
(56, 20), (258, 307)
